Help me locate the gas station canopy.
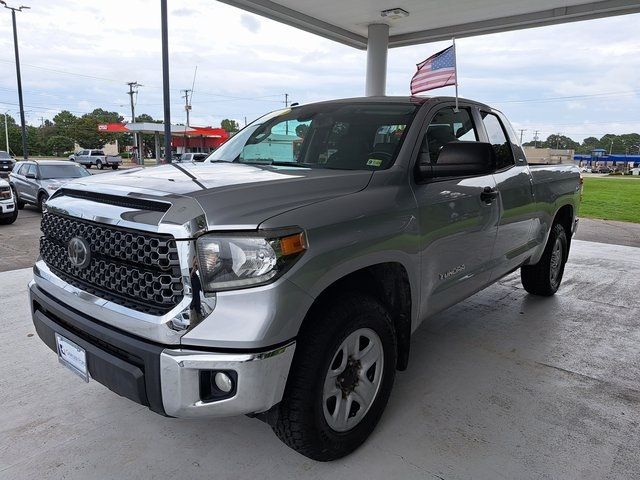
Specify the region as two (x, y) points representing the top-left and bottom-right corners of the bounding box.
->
(219, 0), (640, 96)
(219, 0), (640, 49)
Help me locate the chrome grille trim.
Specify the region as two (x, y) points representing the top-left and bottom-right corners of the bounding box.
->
(40, 212), (184, 315)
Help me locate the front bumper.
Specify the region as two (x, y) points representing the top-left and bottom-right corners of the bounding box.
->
(30, 280), (295, 418)
(0, 199), (15, 216)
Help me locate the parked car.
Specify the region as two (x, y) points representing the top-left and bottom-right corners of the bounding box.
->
(69, 149), (122, 170)
(29, 96), (581, 461)
(0, 177), (18, 224)
(176, 152), (209, 162)
(9, 160), (90, 210)
(0, 150), (15, 178)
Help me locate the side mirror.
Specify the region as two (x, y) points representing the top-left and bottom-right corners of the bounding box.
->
(417, 142), (496, 180)
(26, 173), (37, 179)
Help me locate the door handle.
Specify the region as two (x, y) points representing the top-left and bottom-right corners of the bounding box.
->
(480, 186), (498, 203)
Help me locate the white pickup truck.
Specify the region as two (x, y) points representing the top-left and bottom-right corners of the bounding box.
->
(69, 149), (122, 170)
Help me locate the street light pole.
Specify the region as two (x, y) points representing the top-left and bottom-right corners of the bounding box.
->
(1, 2), (30, 159)
(160, 0), (172, 164)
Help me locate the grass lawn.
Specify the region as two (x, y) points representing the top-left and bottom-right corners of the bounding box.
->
(580, 176), (640, 223)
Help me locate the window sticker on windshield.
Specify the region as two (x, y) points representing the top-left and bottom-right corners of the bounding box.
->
(367, 158), (383, 167)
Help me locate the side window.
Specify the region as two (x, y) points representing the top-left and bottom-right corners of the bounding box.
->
(26, 164), (37, 177)
(419, 107), (478, 165)
(481, 112), (514, 170)
(17, 164), (27, 175)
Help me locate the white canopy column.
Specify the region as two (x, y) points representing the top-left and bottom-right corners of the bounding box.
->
(365, 23), (389, 97)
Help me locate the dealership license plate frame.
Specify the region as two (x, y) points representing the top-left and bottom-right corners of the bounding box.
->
(55, 333), (89, 382)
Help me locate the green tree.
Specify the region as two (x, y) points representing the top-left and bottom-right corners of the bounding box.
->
(53, 110), (78, 139)
(47, 135), (74, 156)
(221, 118), (239, 133)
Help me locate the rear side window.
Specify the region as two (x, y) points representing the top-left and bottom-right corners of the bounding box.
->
(419, 107), (478, 165)
(481, 112), (514, 170)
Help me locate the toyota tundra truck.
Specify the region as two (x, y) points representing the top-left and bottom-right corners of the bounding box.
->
(29, 97), (580, 461)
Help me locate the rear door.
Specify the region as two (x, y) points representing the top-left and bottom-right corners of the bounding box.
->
(412, 103), (500, 318)
(23, 163), (38, 201)
(479, 110), (537, 278)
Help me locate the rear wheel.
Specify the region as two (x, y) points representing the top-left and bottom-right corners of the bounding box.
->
(273, 294), (397, 461)
(521, 223), (568, 296)
(37, 192), (49, 212)
(111, 165), (118, 170)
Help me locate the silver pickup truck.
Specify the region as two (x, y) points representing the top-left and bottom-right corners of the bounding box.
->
(70, 149), (122, 170)
(30, 97), (580, 461)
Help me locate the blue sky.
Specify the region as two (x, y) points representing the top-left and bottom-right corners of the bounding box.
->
(0, 0), (638, 144)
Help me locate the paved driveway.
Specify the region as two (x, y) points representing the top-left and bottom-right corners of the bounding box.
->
(1, 240), (638, 479)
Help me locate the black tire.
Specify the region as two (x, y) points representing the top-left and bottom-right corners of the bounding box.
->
(112, 165), (118, 170)
(11, 186), (25, 209)
(521, 223), (568, 296)
(37, 192), (48, 212)
(97, 159), (104, 170)
(86, 164), (92, 169)
(273, 293), (397, 461)
(0, 207), (18, 225)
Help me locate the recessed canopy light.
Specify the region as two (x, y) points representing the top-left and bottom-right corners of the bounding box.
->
(381, 8), (410, 20)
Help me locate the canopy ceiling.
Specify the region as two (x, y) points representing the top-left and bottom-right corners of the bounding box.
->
(218, 0), (640, 49)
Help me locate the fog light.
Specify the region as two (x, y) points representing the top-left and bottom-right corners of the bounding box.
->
(214, 372), (233, 393)
(199, 370), (237, 402)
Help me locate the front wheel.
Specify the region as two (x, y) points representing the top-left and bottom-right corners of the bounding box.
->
(521, 223), (568, 296)
(0, 207), (18, 225)
(273, 294), (397, 461)
(11, 187), (25, 209)
(97, 159), (104, 170)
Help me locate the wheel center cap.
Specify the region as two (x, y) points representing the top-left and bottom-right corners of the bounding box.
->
(337, 358), (360, 393)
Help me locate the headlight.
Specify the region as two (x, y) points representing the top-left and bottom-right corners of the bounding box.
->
(46, 184), (61, 191)
(0, 187), (10, 200)
(196, 230), (307, 292)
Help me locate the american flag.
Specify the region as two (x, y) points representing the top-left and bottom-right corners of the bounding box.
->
(410, 45), (456, 94)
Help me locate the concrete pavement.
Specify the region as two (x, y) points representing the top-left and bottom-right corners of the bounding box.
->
(1, 239), (638, 479)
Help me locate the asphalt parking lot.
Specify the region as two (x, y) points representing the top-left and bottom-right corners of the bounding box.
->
(1, 239), (638, 479)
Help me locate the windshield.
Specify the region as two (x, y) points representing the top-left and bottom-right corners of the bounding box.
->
(0, 151), (11, 159)
(206, 103), (419, 170)
(39, 165), (91, 179)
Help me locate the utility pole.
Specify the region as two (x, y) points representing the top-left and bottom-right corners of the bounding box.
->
(126, 81), (141, 164)
(284, 93), (289, 135)
(555, 132), (561, 150)
(160, 0), (172, 164)
(518, 129), (526, 145)
(181, 89), (192, 127)
(533, 130), (539, 148)
(609, 139), (614, 155)
(3, 110), (9, 153)
(2, 2), (30, 159)
(244, 116), (247, 127)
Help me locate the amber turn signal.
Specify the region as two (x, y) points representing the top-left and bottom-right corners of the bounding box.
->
(280, 232), (307, 256)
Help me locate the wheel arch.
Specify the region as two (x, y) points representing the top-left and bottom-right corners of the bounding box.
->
(299, 262), (413, 371)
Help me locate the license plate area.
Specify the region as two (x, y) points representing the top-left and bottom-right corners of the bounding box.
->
(55, 333), (89, 382)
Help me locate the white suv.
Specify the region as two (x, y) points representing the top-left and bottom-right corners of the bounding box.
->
(0, 177), (17, 224)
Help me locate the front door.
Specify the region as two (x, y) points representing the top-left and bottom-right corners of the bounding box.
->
(412, 105), (500, 319)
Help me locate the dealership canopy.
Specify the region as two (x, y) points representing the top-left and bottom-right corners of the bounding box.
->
(218, 0), (640, 95)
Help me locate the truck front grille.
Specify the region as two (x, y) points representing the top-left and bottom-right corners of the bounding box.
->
(40, 212), (184, 315)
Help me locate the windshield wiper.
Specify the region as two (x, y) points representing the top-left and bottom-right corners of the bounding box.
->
(240, 159), (314, 168)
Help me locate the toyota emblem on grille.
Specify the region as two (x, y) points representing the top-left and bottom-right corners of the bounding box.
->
(68, 237), (91, 269)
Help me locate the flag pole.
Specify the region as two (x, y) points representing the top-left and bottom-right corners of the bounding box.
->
(453, 37), (459, 111)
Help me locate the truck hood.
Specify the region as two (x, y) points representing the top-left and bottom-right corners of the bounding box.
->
(58, 163), (373, 229)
